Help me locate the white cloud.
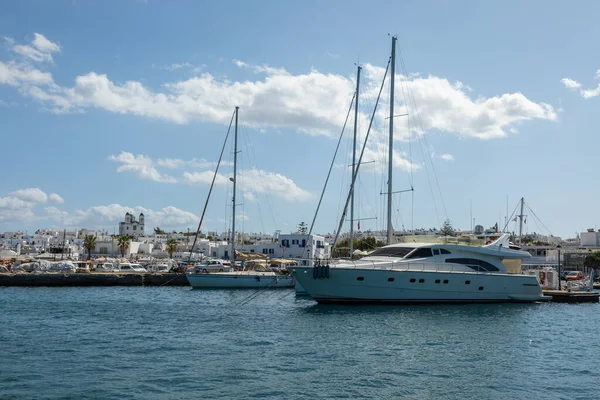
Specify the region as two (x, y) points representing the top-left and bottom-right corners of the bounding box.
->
(561, 78), (581, 89)
(359, 143), (420, 173)
(157, 157), (225, 169)
(49, 193), (65, 204)
(183, 170), (230, 186)
(440, 154), (454, 161)
(10, 187), (48, 203)
(68, 204), (198, 229)
(108, 152), (177, 183)
(1, 33), (556, 141)
(0, 61), (54, 86)
(32, 33), (60, 53)
(243, 192), (256, 202)
(0, 196), (32, 210)
(561, 69), (600, 99)
(109, 153), (308, 202)
(11, 33), (60, 63)
(184, 168), (312, 202)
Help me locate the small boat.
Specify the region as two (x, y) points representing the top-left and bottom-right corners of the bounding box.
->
(186, 108), (294, 290)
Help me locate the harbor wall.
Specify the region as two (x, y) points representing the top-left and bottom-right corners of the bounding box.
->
(0, 273), (189, 287)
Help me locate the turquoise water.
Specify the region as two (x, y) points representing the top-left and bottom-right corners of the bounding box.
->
(1, 287), (599, 400)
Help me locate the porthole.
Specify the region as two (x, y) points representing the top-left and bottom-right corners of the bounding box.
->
(418, 279), (425, 283)
(388, 277), (394, 282)
(410, 278), (416, 283)
(479, 286), (484, 291)
(435, 279), (441, 284)
(357, 276), (364, 281)
(443, 280), (449, 284)
(465, 280), (471, 285)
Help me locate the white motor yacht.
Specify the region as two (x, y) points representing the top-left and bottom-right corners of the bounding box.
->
(290, 234), (548, 303)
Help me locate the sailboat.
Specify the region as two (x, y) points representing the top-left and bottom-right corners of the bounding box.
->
(186, 107), (295, 289)
(289, 37), (548, 303)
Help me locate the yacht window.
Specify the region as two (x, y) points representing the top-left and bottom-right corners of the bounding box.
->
(418, 278), (424, 283)
(406, 248), (433, 259)
(433, 249), (440, 256)
(443, 280), (449, 284)
(410, 278), (416, 283)
(357, 277), (364, 281)
(435, 279), (440, 284)
(479, 286), (484, 291)
(388, 277), (394, 282)
(368, 247), (415, 258)
(445, 258), (499, 272)
(440, 249), (451, 254)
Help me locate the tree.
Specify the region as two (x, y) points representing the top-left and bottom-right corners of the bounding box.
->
(440, 219), (456, 237)
(298, 222), (308, 235)
(584, 252), (600, 269)
(154, 227), (166, 235)
(117, 236), (131, 258)
(166, 238), (178, 258)
(83, 235), (97, 260)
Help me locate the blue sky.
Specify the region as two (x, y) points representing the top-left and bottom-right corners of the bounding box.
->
(1, 0), (599, 239)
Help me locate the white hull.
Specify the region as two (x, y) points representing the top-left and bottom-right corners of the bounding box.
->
(187, 271), (295, 289)
(292, 266), (546, 303)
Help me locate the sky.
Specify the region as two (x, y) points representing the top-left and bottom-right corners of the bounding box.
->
(1, 0), (599, 239)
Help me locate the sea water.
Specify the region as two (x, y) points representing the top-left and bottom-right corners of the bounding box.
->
(1, 287), (599, 399)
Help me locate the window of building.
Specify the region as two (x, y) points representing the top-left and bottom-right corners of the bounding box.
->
(301, 239), (306, 248)
(268, 249), (274, 254)
(262, 248), (268, 254)
(133, 226), (137, 230)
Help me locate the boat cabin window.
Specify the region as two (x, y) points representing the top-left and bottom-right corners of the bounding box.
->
(445, 258), (499, 272)
(440, 249), (451, 254)
(368, 247), (415, 258)
(432, 249), (440, 256)
(406, 248), (433, 259)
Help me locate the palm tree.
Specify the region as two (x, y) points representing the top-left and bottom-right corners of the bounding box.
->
(166, 238), (178, 259)
(83, 235), (97, 260)
(117, 235), (131, 258)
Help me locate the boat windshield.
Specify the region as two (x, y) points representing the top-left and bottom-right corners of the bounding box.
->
(368, 247), (415, 258)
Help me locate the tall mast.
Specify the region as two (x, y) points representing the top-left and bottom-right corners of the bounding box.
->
(518, 197), (524, 246)
(387, 36), (396, 245)
(350, 65), (361, 258)
(231, 106), (239, 263)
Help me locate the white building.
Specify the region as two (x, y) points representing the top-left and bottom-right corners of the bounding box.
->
(119, 212), (145, 239)
(580, 229), (600, 247)
(210, 233), (330, 263)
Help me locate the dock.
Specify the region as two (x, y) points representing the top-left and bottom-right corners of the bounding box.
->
(542, 290), (600, 303)
(0, 273), (189, 287)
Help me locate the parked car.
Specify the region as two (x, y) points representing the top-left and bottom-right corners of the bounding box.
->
(118, 263), (147, 273)
(565, 271), (585, 281)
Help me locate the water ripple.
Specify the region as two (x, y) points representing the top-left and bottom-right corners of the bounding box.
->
(0, 287), (599, 399)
